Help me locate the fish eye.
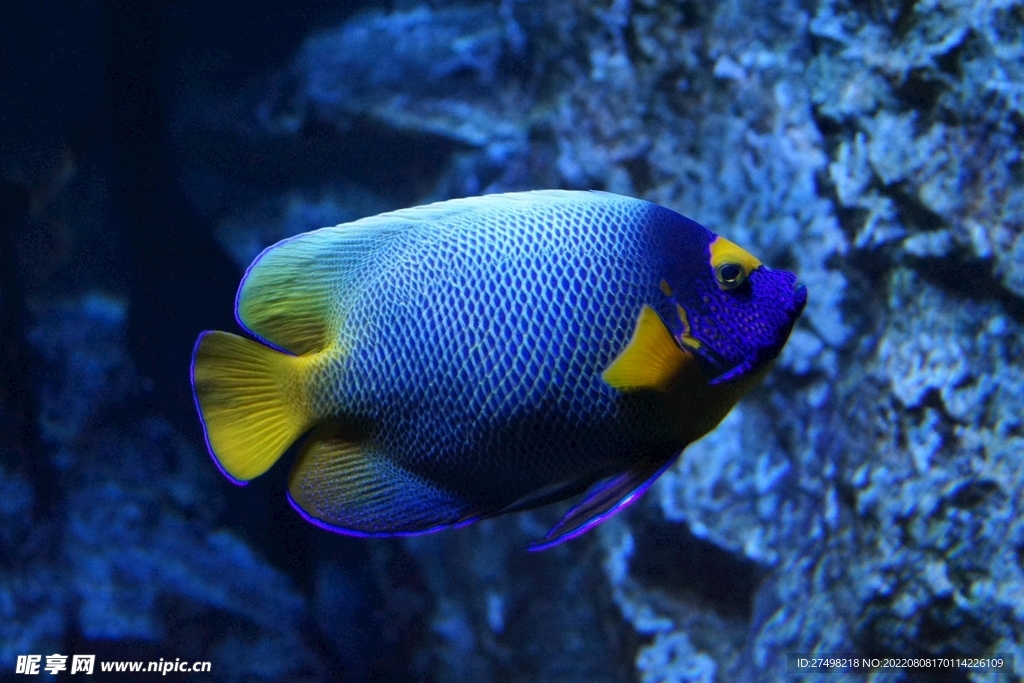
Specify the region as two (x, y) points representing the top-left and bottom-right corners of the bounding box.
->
(715, 262), (746, 290)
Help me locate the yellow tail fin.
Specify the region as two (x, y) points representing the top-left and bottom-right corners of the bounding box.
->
(191, 331), (317, 482)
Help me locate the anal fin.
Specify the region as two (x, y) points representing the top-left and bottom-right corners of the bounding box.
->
(287, 423), (478, 537)
(528, 452), (680, 551)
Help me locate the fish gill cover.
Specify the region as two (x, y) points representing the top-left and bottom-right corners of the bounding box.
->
(1, 0), (1022, 681)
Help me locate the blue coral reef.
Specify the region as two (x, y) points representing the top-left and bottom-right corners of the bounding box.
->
(1, 0), (1022, 680)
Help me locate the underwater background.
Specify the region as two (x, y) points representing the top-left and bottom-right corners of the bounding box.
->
(2, 0), (1023, 681)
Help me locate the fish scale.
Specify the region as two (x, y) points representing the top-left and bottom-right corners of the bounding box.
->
(322, 200), (667, 510)
(191, 190), (807, 548)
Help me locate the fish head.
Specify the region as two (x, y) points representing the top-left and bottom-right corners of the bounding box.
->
(666, 234), (807, 385)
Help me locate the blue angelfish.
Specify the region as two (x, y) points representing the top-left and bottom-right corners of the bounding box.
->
(191, 190), (807, 550)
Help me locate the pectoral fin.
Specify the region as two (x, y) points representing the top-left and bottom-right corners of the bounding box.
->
(602, 305), (694, 392)
(528, 453), (679, 551)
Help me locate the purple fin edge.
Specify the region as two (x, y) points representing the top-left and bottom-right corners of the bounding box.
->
(527, 455), (679, 552)
(190, 331), (248, 487)
(708, 355), (757, 385)
(286, 491), (480, 539)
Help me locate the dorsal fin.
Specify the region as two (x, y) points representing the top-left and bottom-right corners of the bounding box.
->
(236, 191), (611, 355)
(236, 226), (381, 355)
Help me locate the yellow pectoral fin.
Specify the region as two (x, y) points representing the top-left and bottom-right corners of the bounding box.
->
(602, 305), (695, 392)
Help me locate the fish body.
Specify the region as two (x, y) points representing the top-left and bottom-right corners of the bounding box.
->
(191, 190), (806, 549)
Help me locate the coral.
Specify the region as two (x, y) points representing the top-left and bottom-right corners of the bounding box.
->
(744, 269), (1024, 680)
(284, 5), (527, 151)
(208, 629), (323, 683)
(67, 477), (304, 640)
(27, 292), (135, 450)
(214, 184), (392, 271)
(402, 515), (637, 683)
(0, 567), (66, 673)
(656, 405), (802, 567)
(811, 0), (1024, 296)
(636, 631), (717, 683)
(851, 270), (1024, 655)
(4, 291), (321, 677)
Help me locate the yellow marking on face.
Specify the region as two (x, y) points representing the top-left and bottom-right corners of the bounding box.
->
(710, 235), (762, 277)
(675, 304), (702, 349)
(659, 279), (673, 297)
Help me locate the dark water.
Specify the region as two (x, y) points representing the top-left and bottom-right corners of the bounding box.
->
(2, 0), (1022, 681)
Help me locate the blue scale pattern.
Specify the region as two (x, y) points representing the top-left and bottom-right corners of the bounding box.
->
(293, 193), (716, 533)
(274, 191), (798, 532)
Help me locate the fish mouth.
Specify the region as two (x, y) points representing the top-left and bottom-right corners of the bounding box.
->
(698, 281), (807, 386)
(686, 340), (728, 378)
(708, 357), (756, 385)
(684, 278), (807, 385)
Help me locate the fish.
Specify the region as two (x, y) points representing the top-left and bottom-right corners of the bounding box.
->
(190, 190), (807, 550)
